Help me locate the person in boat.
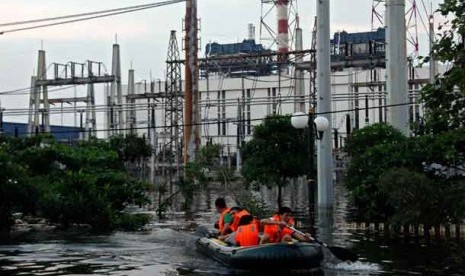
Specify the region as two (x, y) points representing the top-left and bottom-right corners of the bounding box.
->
(214, 198), (233, 236)
(221, 213), (260, 247)
(229, 207), (252, 232)
(218, 206), (249, 241)
(259, 206), (312, 244)
(234, 214), (260, 247)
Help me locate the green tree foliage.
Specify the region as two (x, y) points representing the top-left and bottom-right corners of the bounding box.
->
(233, 190), (272, 219)
(109, 134), (152, 162)
(0, 149), (24, 230)
(378, 168), (442, 226)
(344, 123), (407, 157)
(178, 144), (223, 212)
(344, 124), (407, 220)
(242, 115), (308, 207)
(0, 134), (152, 232)
(344, 1), (465, 226)
(345, 124), (465, 224)
(421, 0), (465, 133)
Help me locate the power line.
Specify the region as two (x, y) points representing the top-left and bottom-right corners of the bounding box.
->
(4, 101), (416, 136)
(0, 2), (172, 27)
(0, 0), (185, 35)
(0, 85), (77, 96)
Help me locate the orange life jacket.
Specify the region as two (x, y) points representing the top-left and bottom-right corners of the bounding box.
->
(263, 214), (295, 243)
(235, 224), (259, 247)
(230, 210), (250, 232)
(218, 207), (231, 233)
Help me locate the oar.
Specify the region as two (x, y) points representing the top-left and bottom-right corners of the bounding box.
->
(289, 226), (358, 262)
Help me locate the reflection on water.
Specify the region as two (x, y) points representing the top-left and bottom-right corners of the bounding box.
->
(0, 181), (464, 275)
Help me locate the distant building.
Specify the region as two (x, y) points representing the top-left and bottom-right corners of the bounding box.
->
(120, 29), (442, 167)
(201, 39), (274, 77)
(330, 28), (386, 70)
(1, 122), (81, 141)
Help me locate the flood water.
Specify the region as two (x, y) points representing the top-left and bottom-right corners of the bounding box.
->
(1, 181), (464, 276)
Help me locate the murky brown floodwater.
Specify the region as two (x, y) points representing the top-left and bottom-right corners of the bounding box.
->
(1, 180), (464, 275)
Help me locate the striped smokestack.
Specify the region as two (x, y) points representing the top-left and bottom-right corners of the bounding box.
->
(277, 0), (289, 60)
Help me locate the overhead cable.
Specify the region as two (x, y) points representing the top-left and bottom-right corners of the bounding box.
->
(0, 0), (185, 35)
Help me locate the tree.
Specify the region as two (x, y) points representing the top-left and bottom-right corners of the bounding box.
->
(180, 144), (222, 213)
(378, 168), (442, 226)
(242, 115), (308, 208)
(421, 0), (465, 133)
(343, 1), (465, 226)
(0, 149), (24, 230)
(0, 135), (152, 232)
(344, 124), (465, 224)
(344, 124), (409, 220)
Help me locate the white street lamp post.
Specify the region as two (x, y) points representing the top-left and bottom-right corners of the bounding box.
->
(291, 112), (330, 207)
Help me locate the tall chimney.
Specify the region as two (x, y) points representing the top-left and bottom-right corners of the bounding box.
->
(277, 0), (289, 59)
(248, 23), (255, 41)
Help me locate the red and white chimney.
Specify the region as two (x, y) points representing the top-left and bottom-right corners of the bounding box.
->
(277, 0), (289, 58)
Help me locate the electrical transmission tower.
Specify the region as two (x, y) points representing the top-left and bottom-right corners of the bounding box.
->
(164, 30), (184, 191)
(260, 0), (299, 53)
(372, 0), (420, 57)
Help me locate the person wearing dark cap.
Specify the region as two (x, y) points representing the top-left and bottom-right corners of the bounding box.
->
(260, 206), (311, 244)
(214, 198), (233, 235)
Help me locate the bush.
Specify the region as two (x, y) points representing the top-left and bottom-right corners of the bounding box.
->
(0, 135), (152, 232)
(378, 168), (442, 226)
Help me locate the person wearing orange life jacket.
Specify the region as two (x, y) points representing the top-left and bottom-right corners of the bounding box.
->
(214, 198), (233, 236)
(229, 207), (250, 232)
(230, 207), (261, 235)
(260, 206), (312, 244)
(235, 215), (260, 247)
(220, 207), (252, 243)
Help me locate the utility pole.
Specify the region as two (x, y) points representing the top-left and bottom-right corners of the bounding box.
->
(150, 103), (157, 195)
(184, 0), (200, 163)
(294, 15), (305, 113)
(429, 14), (437, 84)
(386, 0), (409, 135)
(77, 109), (85, 140)
(316, 0), (333, 208)
(236, 98), (242, 172)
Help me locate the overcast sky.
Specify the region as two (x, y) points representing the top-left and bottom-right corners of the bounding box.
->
(0, 0), (440, 124)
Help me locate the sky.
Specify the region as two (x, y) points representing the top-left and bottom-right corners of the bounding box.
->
(0, 0), (441, 125)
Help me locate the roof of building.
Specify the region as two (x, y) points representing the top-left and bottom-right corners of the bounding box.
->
(205, 39), (271, 57)
(331, 28), (386, 44)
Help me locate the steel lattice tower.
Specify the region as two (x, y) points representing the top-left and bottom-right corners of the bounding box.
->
(260, 0), (299, 53)
(164, 30), (184, 175)
(372, 0), (421, 57)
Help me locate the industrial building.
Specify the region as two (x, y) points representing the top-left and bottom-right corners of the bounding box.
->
(121, 25), (438, 169)
(9, 0), (436, 205)
(1, 122), (80, 141)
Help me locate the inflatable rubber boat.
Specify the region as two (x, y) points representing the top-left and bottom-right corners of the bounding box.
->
(196, 237), (324, 270)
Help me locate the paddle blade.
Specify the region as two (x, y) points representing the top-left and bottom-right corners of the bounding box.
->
(327, 246), (358, 262)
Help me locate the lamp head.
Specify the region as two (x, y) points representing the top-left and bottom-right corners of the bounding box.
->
(314, 116), (329, 140)
(291, 112), (308, 129)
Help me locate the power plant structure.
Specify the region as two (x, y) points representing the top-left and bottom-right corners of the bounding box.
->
(0, 0), (437, 208)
